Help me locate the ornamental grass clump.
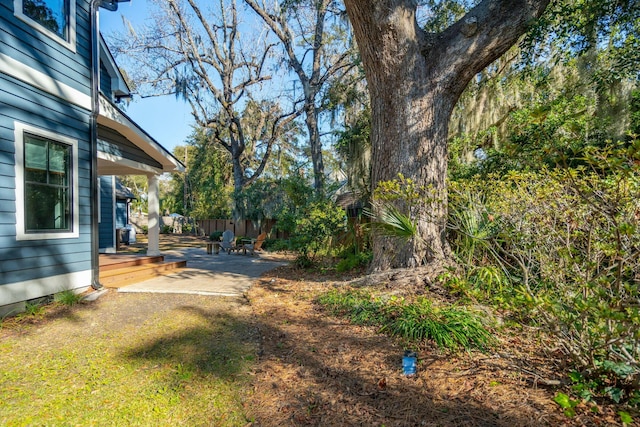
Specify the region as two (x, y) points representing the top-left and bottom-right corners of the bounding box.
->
(382, 298), (494, 351)
(54, 290), (83, 306)
(317, 289), (386, 325)
(317, 289), (494, 352)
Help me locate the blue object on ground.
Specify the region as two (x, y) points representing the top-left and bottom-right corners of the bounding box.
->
(403, 350), (417, 375)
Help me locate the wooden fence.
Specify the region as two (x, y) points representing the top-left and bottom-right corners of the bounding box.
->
(196, 218), (288, 239)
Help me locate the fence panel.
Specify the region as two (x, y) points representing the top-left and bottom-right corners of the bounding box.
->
(196, 219), (288, 239)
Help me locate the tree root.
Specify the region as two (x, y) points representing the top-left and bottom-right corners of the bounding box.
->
(342, 266), (453, 300)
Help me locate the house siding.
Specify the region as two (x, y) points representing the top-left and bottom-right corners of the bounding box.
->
(0, 74), (92, 293)
(0, 0), (91, 99)
(115, 201), (127, 229)
(0, 0), (94, 307)
(99, 61), (112, 99)
(99, 175), (114, 251)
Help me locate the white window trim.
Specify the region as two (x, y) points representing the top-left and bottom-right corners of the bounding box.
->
(13, 0), (77, 53)
(14, 122), (80, 240)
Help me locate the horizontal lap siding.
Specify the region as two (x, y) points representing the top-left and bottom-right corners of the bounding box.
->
(0, 135), (14, 215)
(99, 63), (112, 99)
(99, 175), (114, 249)
(0, 1), (91, 96)
(0, 75), (92, 288)
(0, 161), (13, 177)
(0, 78), (17, 234)
(0, 75), (90, 135)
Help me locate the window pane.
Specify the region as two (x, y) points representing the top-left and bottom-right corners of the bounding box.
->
(25, 184), (70, 231)
(23, 0), (68, 40)
(48, 142), (69, 186)
(23, 133), (72, 233)
(25, 136), (47, 183)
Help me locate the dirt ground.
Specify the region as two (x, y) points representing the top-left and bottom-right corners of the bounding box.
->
(246, 265), (635, 427)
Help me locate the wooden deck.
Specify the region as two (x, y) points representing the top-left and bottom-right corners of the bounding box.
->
(99, 254), (187, 288)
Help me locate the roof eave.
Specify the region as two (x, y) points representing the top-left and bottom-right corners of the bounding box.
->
(98, 94), (185, 173)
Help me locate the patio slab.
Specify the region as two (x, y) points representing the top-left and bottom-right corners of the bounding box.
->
(117, 247), (288, 297)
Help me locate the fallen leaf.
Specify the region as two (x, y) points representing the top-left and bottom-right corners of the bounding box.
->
(378, 377), (387, 390)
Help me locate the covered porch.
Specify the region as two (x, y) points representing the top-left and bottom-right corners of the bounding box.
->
(96, 94), (185, 257)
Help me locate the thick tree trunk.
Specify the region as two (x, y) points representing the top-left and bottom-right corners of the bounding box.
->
(343, 0), (550, 272)
(367, 36), (455, 271)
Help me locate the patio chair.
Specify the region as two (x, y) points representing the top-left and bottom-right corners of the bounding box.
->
(220, 230), (237, 253)
(243, 232), (267, 256)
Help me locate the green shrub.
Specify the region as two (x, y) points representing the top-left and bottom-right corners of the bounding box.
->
(334, 220), (370, 258)
(209, 230), (223, 241)
(447, 143), (640, 400)
(317, 289), (494, 351)
(335, 251), (372, 272)
(294, 253), (314, 269)
(161, 225), (172, 234)
(288, 200), (346, 263)
(263, 238), (290, 252)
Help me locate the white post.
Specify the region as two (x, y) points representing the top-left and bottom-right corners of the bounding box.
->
(147, 174), (161, 256)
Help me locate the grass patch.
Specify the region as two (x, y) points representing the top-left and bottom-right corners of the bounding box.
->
(23, 301), (45, 316)
(317, 289), (495, 352)
(53, 290), (82, 306)
(0, 296), (257, 426)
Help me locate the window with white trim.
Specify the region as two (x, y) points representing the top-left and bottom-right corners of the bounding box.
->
(14, 0), (76, 51)
(15, 122), (79, 240)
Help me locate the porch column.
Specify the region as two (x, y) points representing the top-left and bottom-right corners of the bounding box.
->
(147, 174), (161, 256)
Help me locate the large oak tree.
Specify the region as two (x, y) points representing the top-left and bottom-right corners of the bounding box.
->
(343, 0), (551, 272)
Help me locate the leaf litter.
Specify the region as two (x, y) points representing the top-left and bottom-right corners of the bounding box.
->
(246, 265), (636, 427)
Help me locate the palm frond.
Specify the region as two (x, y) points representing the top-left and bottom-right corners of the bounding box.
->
(363, 201), (418, 242)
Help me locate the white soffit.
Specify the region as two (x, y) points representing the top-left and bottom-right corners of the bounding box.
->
(98, 94), (185, 173)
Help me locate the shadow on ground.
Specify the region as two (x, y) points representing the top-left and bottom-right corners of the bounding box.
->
(122, 304), (258, 380)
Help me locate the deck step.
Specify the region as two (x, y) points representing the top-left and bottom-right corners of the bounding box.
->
(100, 255), (165, 272)
(100, 260), (187, 288)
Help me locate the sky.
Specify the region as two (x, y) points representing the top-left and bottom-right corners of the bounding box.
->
(99, 1), (193, 154)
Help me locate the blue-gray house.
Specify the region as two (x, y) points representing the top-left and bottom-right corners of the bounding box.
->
(0, 0), (184, 315)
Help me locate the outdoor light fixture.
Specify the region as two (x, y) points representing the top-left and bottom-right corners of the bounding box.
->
(99, 0), (130, 12)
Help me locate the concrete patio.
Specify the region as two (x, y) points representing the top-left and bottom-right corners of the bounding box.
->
(115, 246), (288, 297)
